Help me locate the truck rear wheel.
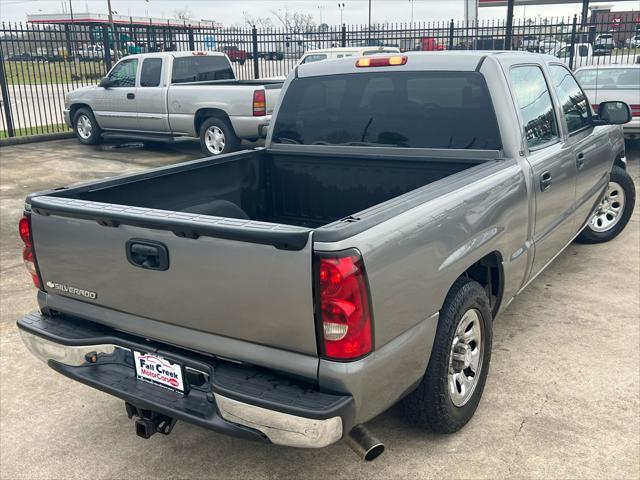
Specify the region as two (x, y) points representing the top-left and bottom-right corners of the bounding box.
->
(575, 166), (635, 244)
(402, 277), (493, 433)
(199, 117), (239, 157)
(73, 107), (102, 145)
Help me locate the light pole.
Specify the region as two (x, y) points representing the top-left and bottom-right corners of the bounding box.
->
(409, 0), (415, 24)
(338, 3), (345, 25)
(317, 5), (325, 25)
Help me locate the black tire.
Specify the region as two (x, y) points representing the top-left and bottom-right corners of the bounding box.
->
(575, 165), (636, 244)
(73, 107), (102, 145)
(402, 277), (493, 433)
(198, 117), (239, 157)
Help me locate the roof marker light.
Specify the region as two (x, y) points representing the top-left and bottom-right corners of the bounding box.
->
(356, 55), (408, 68)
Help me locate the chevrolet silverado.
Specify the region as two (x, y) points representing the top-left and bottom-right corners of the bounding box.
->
(19, 51), (635, 460)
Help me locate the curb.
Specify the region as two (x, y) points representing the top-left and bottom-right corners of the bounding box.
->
(0, 132), (75, 147)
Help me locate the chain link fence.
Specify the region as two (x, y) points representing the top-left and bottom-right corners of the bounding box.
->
(1, 15), (638, 138)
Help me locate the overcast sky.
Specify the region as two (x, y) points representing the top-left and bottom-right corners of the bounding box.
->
(0, 0), (635, 25)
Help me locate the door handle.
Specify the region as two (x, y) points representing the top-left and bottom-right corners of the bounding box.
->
(126, 239), (169, 271)
(540, 171), (552, 192)
(127, 93), (135, 100)
(576, 152), (585, 169)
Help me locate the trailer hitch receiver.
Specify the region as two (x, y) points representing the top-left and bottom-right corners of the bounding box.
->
(125, 402), (177, 439)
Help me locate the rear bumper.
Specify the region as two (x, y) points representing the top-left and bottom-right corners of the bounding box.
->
(17, 311), (351, 449)
(228, 115), (272, 139)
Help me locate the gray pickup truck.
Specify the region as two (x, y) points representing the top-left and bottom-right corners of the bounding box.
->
(19, 52), (635, 461)
(63, 51), (282, 156)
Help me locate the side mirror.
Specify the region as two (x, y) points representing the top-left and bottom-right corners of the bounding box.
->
(99, 76), (113, 88)
(596, 101), (632, 125)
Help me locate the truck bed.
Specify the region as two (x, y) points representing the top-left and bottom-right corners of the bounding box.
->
(53, 150), (480, 229)
(27, 149), (491, 356)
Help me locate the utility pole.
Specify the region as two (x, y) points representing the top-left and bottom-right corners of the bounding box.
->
(505, 0), (515, 50)
(368, 0), (371, 45)
(338, 3), (345, 25)
(581, 0), (589, 26)
(68, 0), (75, 58)
(107, 0), (120, 58)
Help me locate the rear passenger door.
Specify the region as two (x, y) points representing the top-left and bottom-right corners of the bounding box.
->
(548, 64), (611, 234)
(509, 64), (577, 279)
(136, 57), (169, 133)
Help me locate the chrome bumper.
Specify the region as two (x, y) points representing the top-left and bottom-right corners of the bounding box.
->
(19, 330), (343, 448)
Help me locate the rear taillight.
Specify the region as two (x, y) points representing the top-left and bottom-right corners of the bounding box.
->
(315, 251), (372, 360)
(253, 89), (266, 117)
(18, 215), (41, 288)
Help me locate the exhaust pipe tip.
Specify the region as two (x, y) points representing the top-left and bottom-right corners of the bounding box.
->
(344, 424), (385, 461)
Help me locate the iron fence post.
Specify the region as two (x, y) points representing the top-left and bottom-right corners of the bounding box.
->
(0, 48), (15, 137)
(569, 14), (578, 70)
(448, 19), (455, 49)
(341, 24), (347, 47)
(188, 28), (195, 50)
(251, 26), (259, 79)
(102, 25), (112, 70)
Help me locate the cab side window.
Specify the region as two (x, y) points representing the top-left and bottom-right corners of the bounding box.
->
(510, 65), (559, 150)
(549, 65), (591, 133)
(108, 58), (138, 87)
(140, 58), (163, 87)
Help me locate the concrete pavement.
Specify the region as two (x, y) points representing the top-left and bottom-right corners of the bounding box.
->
(0, 138), (638, 479)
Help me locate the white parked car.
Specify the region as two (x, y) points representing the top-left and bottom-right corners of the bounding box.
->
(554, 42), (594, 68)
(626, 35), (640, 49)
(575, 64), (640, 139)
(76, 44), (116, 61)
(521, 36), (539, 52)
(539, 37), (564, 54)
(298, 46), (401, 65)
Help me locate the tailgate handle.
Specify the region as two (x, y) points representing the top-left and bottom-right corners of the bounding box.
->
(126, 239), (169, 271)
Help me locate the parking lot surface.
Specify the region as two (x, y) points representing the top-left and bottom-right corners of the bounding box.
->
(1, 139), (638, 479)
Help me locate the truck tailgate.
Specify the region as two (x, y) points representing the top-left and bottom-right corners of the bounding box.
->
(29, 203), (318, 356)
(265, 85), (281, 115)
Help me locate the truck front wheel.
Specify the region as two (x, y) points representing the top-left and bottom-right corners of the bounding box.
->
(402, 277), (493, 433)
(576, 165), (635, 244)
(199, 117), (239, 156)
(73, 107), (102, 145)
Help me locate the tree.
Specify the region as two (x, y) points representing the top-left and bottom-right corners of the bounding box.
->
(243, 12), (274, 28)
(172, 7), (193, 21)
(271, 6), (315, 32)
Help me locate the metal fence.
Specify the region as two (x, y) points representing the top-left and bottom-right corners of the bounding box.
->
(1, 15), (639, 138)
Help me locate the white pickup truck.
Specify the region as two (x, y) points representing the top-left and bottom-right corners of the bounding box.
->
(64, 51), (283, 155)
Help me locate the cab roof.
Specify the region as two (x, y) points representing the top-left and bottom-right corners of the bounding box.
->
(296, 50), (574, 78)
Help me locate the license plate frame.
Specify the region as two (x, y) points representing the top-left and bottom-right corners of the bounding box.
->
(133, 351), (185, 393)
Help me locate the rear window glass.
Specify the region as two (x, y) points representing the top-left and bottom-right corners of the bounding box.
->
(272, 71), (501, 150)
(171, 56), (234, 83)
